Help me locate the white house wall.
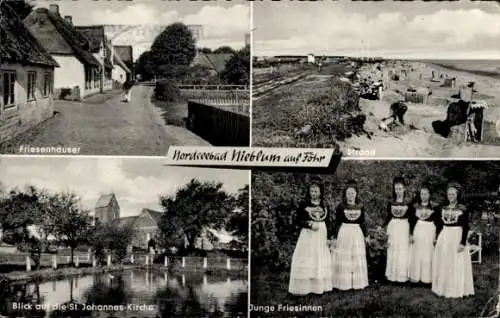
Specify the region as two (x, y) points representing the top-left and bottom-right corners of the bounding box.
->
(0, 63), (55, 144)
(52, 55), (85, 97)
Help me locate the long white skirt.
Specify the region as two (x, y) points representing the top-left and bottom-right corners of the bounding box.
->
(385, 219), (410, 282)
(332, 223), (368, 290)
(409, 221), (436, 283)
(289, 222), (333, 295)
(432, 227), (475, 298)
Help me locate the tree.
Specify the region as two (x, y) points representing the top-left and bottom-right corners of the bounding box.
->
(221, 45), (250, 86)
(134, 51), (156, 81)
(48, 192), (93, 266)
(150, 22), (196, 68)
(6, 0), (34, 20)
(198, 47), (212, 53)
(89, 222), (135, 264)
(227, 185), (249, 249)
(158, 179), (232, 253)
(214, 46), (236, 54)
(0, 186), (42, 231)
(0, 186), (57, 269)
(0, 185), (46, 253)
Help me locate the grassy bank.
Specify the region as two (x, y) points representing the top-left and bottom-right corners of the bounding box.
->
(151, 98), (188, 127)
(251, 254), (498, 317)
(253, 73), (359, 148)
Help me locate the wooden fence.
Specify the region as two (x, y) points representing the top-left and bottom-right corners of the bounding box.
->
(0, 252), (247, 272)
(404, 92), (426, 104)
(182, 89), (250, 110)
(178, 85), (248, 91)
(187, 101), (250, 146)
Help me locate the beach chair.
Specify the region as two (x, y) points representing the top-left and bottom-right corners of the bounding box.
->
(465, 101), (487, 143)
(468, 231), (482, 264)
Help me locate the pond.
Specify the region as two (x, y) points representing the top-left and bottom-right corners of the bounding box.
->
(0, 269), (248, 317)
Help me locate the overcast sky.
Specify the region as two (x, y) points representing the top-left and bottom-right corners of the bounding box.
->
(0, 157), (248, 218)
(32, 0), (249, 49)
(253, 1), (500, 59)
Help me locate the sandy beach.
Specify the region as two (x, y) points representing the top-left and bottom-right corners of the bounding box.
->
(341, 60), (500, 158)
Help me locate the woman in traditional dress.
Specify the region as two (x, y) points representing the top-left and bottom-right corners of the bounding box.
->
(331, 179), (369, 290)
(289, 178), (333, 295)
(432, 182), (474, 298)
(384, 176), (413, 283)
(408, 183), (441, 285)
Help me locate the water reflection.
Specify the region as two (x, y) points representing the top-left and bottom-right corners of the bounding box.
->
(0, 270), (248, 317)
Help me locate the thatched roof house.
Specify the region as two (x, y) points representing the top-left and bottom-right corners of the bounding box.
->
(0, 2), (59, 68)
(74, 26), (113, 70)
(0, 2), (59, 144)
(112, 50), (131, 73)
(114, 46), (133, 64)
(192, 52), (232, 75)
(24, 7), (99, 67)
(24, 5), (103, 100)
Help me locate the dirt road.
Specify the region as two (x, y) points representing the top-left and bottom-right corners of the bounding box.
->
(0, 85), (208, 155)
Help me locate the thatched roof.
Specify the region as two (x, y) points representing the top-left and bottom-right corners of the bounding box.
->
(73, 26), (103, 53)
(114, 46), (133, 64)
(112, 49), (131, 73)
(24, 8), (100, 67)
(192, 52), (232, 74)
(0, 3), (59, 67)
(75, 26), (112, 70)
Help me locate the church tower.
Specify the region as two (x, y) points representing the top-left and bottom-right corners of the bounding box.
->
(95, 193), (120, 224)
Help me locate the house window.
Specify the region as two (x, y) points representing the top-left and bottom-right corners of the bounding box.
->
(27, 71), (37, 101)
(43, 72), (52, 97)
(2, 71), (16, 109)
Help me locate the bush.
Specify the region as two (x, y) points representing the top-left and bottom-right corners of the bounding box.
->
(154, 79), (181, 102)
(366, 226), (388, 281)
(252, 162), (500, 276)
(470, 220), (499, 256)
(297, 78), (362, 140)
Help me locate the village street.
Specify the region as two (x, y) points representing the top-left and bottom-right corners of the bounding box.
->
(2, 85), (208, 155)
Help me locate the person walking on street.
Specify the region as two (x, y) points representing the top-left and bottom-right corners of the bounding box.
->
(122, 79), (134, 102)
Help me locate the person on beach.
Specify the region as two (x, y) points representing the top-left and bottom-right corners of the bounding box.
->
(122, 79), (134, 103)
(432, 182), (475, 298)
(288, 178), (333, 295)
(408, 183), (441, 285)
(379, 101), (408, 132)
(330, 179), (369, 290)
(384, 177), (413, 283)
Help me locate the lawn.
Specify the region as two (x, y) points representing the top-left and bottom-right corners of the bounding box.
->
(250, 253), (499, 318)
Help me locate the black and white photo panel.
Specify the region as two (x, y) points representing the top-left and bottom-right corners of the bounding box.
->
(0, 157), (249, 317)
(252, 1), (500, 158)
(251, 161), (499, 317)
(0, 0), (250, 155)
